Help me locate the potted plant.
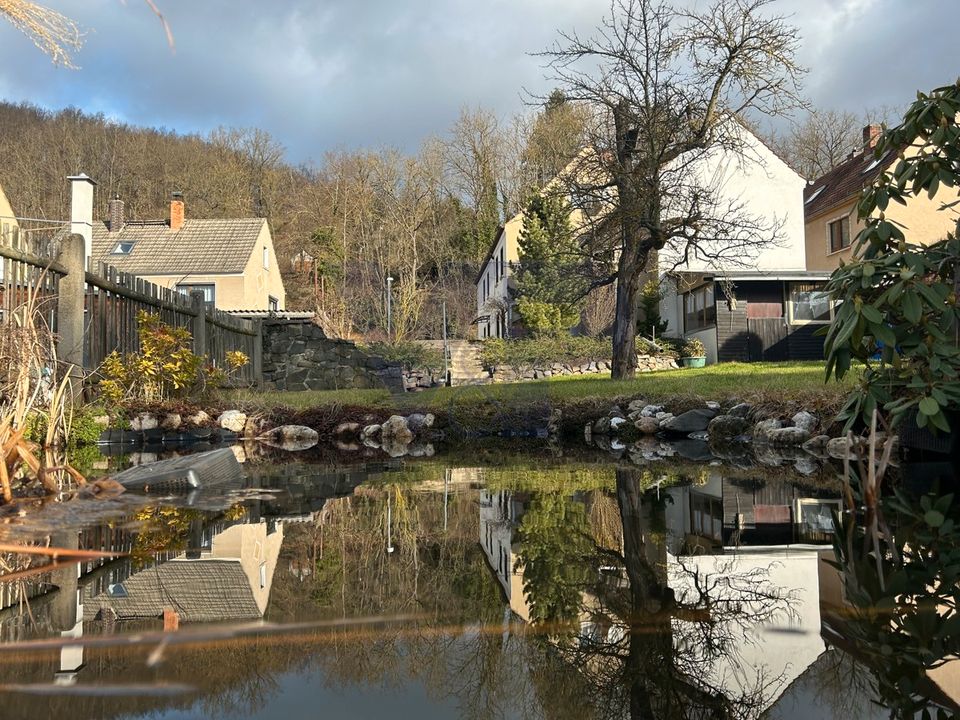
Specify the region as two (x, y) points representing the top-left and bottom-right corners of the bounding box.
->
(680, 338), (706, 368)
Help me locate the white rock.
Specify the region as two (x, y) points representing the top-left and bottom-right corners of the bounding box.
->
(791, 411), (818, 434)
(641, 405), (664, 418)
(218, 410), (248, 433)
(184, 410), (210, 427)
(130, 413), (158, 431)
(609, 416), (628, 431)
(705, 401), (721, 411)
(160, 413), (182, 431)
(381, 415), (414, 446)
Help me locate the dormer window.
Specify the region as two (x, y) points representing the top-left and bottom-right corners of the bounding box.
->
(112, 241), (134, 254)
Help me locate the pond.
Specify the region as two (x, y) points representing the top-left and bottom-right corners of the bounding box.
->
(0, 444), (956, 720)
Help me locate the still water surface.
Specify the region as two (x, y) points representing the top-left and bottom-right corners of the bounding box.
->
(0, 449), (955, 720)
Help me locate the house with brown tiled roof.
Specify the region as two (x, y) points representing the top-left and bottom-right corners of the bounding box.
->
(804, 124), (960, 272)
(91, 193), (286, 312)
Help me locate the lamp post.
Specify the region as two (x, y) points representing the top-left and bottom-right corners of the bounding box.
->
(386, 276), (394, 340)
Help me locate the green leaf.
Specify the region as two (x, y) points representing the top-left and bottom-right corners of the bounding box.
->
(872, 322), (896, 346)
(918, 396), (940, 417)
(861, 305), (883, 323)
(902, 291), (923, 324)
(925, 510), (945, 528)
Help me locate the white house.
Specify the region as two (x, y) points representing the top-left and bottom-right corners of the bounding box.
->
(474, 214), (523, 339)
(657, 127), (830, 363)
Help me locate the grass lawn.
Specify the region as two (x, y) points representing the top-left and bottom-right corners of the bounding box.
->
(229, 361), (855, 416)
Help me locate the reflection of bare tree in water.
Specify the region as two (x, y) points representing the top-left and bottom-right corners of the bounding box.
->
(537, 468), (796, 720)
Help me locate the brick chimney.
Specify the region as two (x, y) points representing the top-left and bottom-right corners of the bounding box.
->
(108, 194), (124, 233)
(863, 124), (882, 150)
(170, 191), (185, 231)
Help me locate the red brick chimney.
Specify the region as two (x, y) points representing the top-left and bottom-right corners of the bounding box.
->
(170, 191), (185, 231)
(108, 193), (124, 233)
(863, 124), (882, 150)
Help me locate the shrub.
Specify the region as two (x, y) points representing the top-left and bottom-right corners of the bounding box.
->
(480, 336), (611, 375)
(682, 337), (706, 357)
(635, 335), (679, 358)
(824, 82), (960, 432)
(363, 340), (445, 374)
(99, 312), (247, 403)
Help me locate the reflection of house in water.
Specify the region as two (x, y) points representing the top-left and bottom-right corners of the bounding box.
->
(479, 475), (844, 716)
(663, 471), (841, 553)
(84, 521), (284, 623)
(662, 472), (841, 711)
(479, 489), (530, 622)
(0, 516), (283, 691)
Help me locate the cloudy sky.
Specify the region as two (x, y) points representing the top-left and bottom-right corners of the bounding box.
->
(0, 0), (955, 164)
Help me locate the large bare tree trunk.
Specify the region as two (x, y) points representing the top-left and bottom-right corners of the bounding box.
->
(611, 244), (642, 379)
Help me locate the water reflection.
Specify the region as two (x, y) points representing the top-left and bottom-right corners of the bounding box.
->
(0, 453), (953, 719)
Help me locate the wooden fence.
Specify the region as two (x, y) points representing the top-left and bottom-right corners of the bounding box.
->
(0, 233), (262, 388)
(0, 228), (64, 337)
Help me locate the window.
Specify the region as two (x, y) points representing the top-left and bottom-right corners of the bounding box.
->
(268, 295), (279, 312)
(176, 283), (216, 308)
(828, 216), (851, 253)
(112, 241), (134, 255)
(804, 186), (825, 206)
(794, 499), (841, 543)
(789, 282), (832, 324)
(262, 246), (269, 269)
(690, 492), (723, 541)
(683, 285), (716, 332)
(499, 246), (505, 281)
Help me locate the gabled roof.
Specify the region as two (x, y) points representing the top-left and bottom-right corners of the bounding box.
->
(82, 559), (262, 622)
(91, 217), (267, 274)
(803, 148), (893, 220)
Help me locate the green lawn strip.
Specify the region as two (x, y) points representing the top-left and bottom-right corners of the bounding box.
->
(221, 362), (855, 437)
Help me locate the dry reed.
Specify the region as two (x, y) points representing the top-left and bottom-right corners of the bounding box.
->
(0, 0), (174, 67)
(0, 280), (86, 502)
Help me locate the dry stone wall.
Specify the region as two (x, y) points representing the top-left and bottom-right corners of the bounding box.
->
(261, 320), (403, 392)
(490, 354), (678, 383)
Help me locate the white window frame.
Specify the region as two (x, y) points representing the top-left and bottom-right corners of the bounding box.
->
(262, 246), (270, 270)
(787, 281), (834, 325)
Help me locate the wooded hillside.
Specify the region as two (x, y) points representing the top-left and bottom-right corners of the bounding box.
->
(0, 97), (586, 338)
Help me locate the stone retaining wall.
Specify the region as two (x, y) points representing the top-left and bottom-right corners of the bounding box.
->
(490, 354), (678, 383)
(262, 320), (403, 392)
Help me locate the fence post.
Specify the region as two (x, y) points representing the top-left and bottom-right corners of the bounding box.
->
(190, 291), (207, 358)
(252, 318), (264, 389)
(56, 234), (86, 399)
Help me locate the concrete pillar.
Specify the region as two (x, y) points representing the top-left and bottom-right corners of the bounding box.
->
(56, 233), (86, 396)
(190, 290), (207, 358)
(67, 174), (96, 268)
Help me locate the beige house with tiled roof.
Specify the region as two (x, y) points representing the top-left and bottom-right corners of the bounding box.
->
(804, 124), (960, 271)
(0, 180), (20, 246)
(91, 195), (286, 311)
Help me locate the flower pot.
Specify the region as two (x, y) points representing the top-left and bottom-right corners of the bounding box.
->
(681, 356), (706, 368)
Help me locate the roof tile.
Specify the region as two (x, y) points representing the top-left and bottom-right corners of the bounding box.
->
(91, 218), (266, 275)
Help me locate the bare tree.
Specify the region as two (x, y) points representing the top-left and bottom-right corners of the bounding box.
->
(539, 0), (804, 378)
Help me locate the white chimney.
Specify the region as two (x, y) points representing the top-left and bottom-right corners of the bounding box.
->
(67, 174), (96, 267)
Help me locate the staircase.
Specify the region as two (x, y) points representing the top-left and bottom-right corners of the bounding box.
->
(446, 340), (489, 386)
